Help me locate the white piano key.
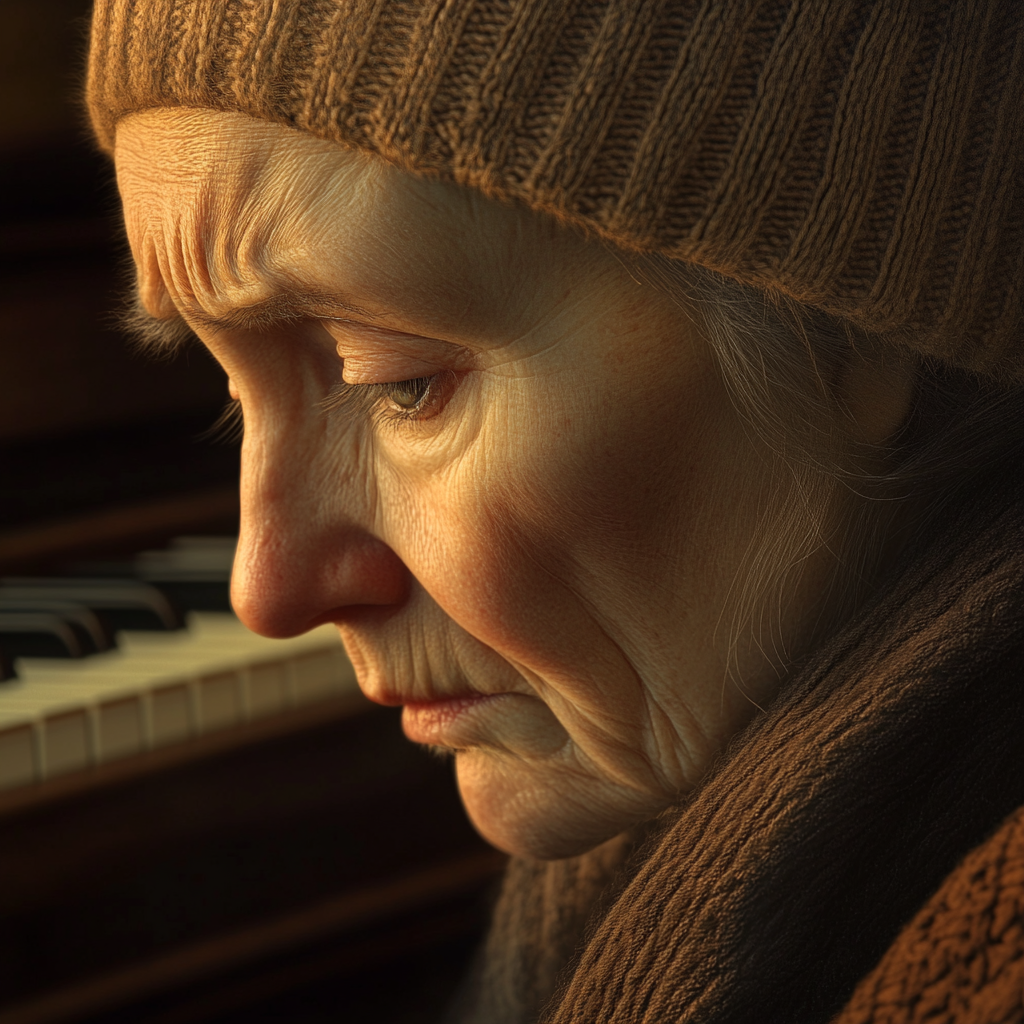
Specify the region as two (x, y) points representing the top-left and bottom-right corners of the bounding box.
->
(292, 648), (353, 703)
(246, 661), (289, 718)
(197, 670), (242, 733)
(43, 710), (92, 778)
(0, 723), (36, 790)
(13, 619), (342, 695)
(149, 683), (193, 747)
(0, 613), (359, 790)
(97, 695), (145, 761)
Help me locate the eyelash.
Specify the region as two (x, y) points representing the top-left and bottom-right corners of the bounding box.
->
(320, 374), (449, 425)
(201, 398), (245, 444)
(202, 374), (451, 442)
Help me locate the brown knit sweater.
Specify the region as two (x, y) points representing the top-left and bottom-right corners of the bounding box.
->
(450, 468), (1024, 1024)
(837, 806), (1024, 1024)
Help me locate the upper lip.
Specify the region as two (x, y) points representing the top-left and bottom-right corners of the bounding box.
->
(363, 685), (486, 707)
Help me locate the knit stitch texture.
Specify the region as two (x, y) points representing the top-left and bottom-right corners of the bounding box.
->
(86, 0), (1024, 380)
(834, 806), (1024, 1024)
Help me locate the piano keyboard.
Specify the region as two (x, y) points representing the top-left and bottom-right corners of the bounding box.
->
(0, 538), (360, 793)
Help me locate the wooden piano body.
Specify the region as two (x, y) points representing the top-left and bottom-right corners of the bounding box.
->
(0, 608), (500, 1023)
(0, 7), (503, 1019)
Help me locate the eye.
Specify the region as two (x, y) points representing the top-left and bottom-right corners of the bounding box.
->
(378, 370), (460, 422)
(320, 370), (458, 424)
(386, 376), (431, 412)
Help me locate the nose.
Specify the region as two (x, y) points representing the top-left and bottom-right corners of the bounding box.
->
(232, 520), (411, 638)
(229, 427), (411, 640)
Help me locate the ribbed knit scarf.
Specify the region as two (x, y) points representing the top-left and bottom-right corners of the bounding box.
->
(450, 477), (1024, 1024)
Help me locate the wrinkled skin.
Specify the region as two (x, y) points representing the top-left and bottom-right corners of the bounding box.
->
(115, 108), (908, 859)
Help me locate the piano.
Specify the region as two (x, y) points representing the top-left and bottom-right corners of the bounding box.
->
(0, 526), (503, 1024)
(0, 537), (361, 790)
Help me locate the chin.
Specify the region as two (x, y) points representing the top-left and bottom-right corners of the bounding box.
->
(454, 747), (656, 861)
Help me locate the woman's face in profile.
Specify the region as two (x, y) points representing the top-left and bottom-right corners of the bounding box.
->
(116, 109), (830, 859)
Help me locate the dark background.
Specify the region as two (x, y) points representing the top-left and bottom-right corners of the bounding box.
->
(0, 5), (499, 1022)
(0, 0), (238, 570)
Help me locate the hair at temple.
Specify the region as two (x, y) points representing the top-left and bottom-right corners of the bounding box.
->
(633, 254), (1024, 693)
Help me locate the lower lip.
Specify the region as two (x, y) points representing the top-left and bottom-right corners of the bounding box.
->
(401, 694), (501, 745)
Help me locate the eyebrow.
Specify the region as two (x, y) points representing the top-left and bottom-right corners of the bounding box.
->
(122, 281), (384, 355)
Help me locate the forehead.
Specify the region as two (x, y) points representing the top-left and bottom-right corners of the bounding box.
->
(114, 108), (579, 334)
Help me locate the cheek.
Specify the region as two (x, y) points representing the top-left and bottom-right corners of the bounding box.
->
(392, 381), (724, 689)
(410, 491), (568, 677)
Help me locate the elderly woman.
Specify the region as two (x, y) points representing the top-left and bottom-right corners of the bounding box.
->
(86, 1), (1024, 1021)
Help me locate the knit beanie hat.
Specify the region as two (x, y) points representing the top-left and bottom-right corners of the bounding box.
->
(86, 0), (1024, 381)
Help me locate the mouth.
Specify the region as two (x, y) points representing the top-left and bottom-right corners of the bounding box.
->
(400, 693), (506, 746)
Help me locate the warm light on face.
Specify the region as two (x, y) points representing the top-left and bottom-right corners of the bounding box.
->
(114, 108), (838, 859)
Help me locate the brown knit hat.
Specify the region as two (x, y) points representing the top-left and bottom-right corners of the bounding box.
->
(87, 0), (1024, 381)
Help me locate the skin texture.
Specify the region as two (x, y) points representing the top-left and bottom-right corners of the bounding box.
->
(115, 108), (906, 859)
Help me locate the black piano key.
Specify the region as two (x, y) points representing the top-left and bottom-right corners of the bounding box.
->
(134, 536), (235, 611)
(61, 539), (235, 613)
(0, 598), (113, 651)
(141, 578), (232, 612)
(0, 579), (184, 631)
(0, 641), (14, 682)
(52, 564), (231, 612)
(0, 611), (89, 658)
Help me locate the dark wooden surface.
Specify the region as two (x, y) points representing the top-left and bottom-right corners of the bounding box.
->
(0, 703), (503, 1023)
(1, 1), (237, 569)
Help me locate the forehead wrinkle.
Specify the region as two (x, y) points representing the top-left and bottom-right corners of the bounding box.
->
(115, 110), (323, 333)
(177, 182), (221, 307)
(118, 176), (181, 324)
(190, 153), (322, 324)
(130, 179), (215, 321)
(133, 227), (180, 321)
(210, 153), (273, 294)
(138, 165), (383, 339)
(160, 177), (273, 325)
(178, 288), (384, 335)
(153, 219), (209, 321)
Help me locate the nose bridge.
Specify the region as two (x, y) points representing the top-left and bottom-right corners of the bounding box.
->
(230, 407), (410, 638)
